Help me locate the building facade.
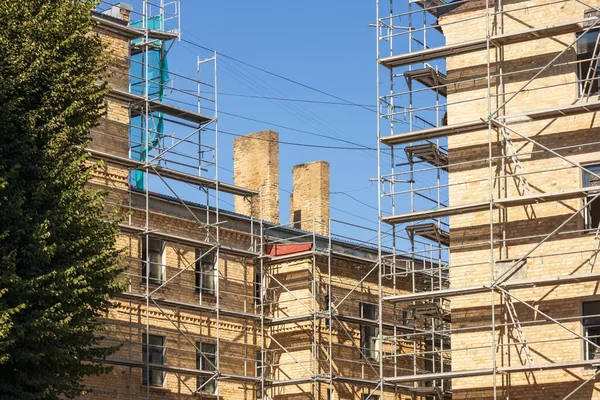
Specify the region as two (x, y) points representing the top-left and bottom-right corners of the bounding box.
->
(378, 0), (600, 398)
(84, 2), (433, 399)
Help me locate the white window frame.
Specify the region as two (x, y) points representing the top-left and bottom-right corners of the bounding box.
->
(142, 237), (166, 285)
(195, 249), (216, 296)
(360, 302), (379, 361)
(196, 341), (217, 394)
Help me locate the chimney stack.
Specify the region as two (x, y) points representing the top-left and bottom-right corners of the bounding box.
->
(102, 2), (132, 23)
(233, 130), (280, 223)
(290, 161), (330, 235)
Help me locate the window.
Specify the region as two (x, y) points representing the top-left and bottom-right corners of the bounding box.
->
(142, 334), (165, 387)
(577, 29), (600, 96)
(195, 249), (216, 295)
(255, 350), (263, 377)
(401, 309), (410, 327)
(196, 342), (217, 394)
(583, 301), (600, 360)
(324, 294), (331, 328)
(254, 268), (262, 307)
(360, 302), (378, 360)
(361, 394), (379, 400)
(292, 210), (302, 229)
(583, 165), (600, 231)
(255, 350), (264, 399)
(142, 237), (164, 285)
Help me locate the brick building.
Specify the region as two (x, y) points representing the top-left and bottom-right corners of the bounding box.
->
(377, 0), (600, 398)
(83, 2), (436, 399)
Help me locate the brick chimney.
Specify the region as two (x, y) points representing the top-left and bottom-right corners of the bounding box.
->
(290, 161), (330, 235)
(101, 2), (132, 23)
(233, 130), (280, 223)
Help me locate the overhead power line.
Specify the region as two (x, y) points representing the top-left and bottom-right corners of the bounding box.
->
(178, 33), (383, 166)
(180, 39), (374, 113)
(164, 96), (381, 151)
(217, 92), (376, 108)
(218, 111), (379, 150)
(219, 129), (376, 151)
(331, 192), (379, 211)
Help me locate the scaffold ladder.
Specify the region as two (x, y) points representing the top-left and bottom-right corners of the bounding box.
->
(504, 293), (534, 367)
(500, 129), (531, 196)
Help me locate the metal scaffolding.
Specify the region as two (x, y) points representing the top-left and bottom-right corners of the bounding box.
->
(377, 0), (600, 399)
(91, 1), (264, 398)
(90, 2), (437, 399)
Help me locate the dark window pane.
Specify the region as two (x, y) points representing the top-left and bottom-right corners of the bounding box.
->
(293, 210), (302, 229)
(324, 294), (330, 328)
(577, 30), (600, 96)
(584, 301), (600, 326)
(584, 166), (600, 230)
(359, 302), (378, 360)
(256, 351), (263, 377)
(587, 327), (600, 360)
(578, 30), (600, 55)
(584, 165), (600, 187)
(142, 335), (165, 386)
(361, 395), (379, 400)
(142, 238), (163, 284)
(196, 342), (217, 394)
(361, 325), (377, 360)
(583, 301), (600, 360)
(254, 269), (262, 306)
(361, 302), (377, 320)
(196, 250), (215, 295)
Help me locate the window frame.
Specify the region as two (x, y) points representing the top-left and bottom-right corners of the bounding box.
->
(292, 209), (302, 229)
(327, 388), (335, 400)
(195, 249), (216, 296)
(255, 350), (263, 378)
(141, 237), (165, 285)
(361, 394), (379, 400)
(576, 28), (600, 97)
(582, 300), (600, 361)
(254, 267), (262, 307)
(142, 334), (166, 387)
(324, 293), (331, 328)
(196, 341), (217, 394)
(582, 164), (600, 232)
(359, 302), (379, 361)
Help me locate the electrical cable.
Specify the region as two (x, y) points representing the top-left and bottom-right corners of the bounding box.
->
(217, 92), (376, 108)
(180, 38), (375, 114)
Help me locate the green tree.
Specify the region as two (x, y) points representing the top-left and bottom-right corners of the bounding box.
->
(0, 1), (124, 398)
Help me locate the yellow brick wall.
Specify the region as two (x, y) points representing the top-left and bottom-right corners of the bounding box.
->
(86, 16), (425, 400)
(289, 161), (331, 236)
(233, 130), (280, 224)
(440, 1), (600, 398)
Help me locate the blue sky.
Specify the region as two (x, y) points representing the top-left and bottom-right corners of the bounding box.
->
(165, 1), (382, 244)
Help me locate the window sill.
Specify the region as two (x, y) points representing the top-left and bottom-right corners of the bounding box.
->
(140, 385), (170, 392)
(193, 393), (219, 398)
(140, 281), (167, 287)
(195, 290), (216, 297)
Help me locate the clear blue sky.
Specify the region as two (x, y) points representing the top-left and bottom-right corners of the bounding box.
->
(163, 1), (382, 245)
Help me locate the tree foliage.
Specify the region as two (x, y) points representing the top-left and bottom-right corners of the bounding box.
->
(0, 1), (124, 398)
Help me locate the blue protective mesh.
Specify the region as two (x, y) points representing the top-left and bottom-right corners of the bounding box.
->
(129, 15), (170, 189)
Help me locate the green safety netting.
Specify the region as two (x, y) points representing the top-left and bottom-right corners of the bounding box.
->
(129, 15), (170, 190)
